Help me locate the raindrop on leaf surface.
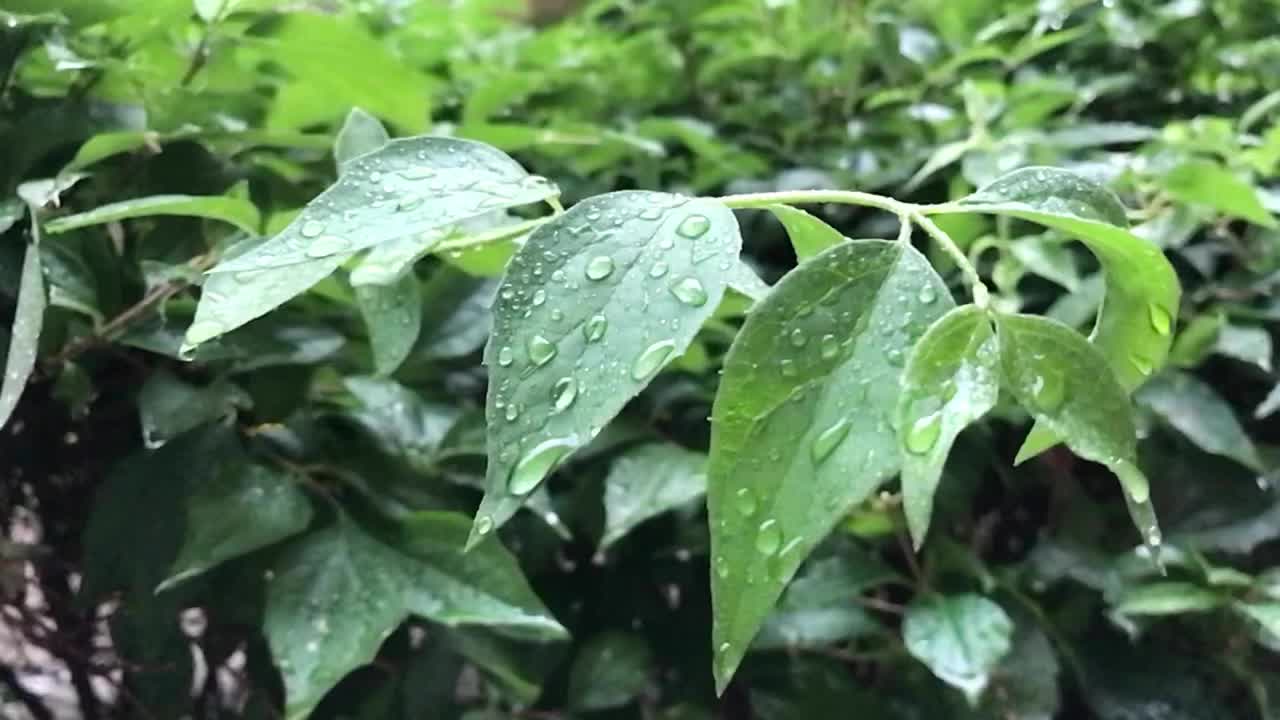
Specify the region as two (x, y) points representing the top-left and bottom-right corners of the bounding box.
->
(905, 411), (942, 454)
(509, 436), (576, 495)
(669, 277), (708, 306)
(584, 315), (608, 342)
(306, 235), (349, 258)
(631, 340), (676, 380)
(1148, 303), (1172, 336)
(551, 377), (578, 413)
(811, 418), (851, 463)
(1029, 369), (1066, 412)
(676, 214), (711, 238)
(755, 519), (782, 555)
(528, 335), (557, 366)
(585, 256), (615, 281)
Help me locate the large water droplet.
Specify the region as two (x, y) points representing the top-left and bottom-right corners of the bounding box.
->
(631, 340), (676, 380)
(905, 411), (943, 454)
(649, 261), (669, 278)
(734, 487), (757, 516)
(811, 418), (851, 463)
(1148, 303), (1172, 336)
(1131, 353), (1154, 376)
(780, 359), (798, 377)
(505, 403), (520, 422)
(509, 436), (577, 495)
(755, 519), (782, 555)
(306, 235), (349, 258)
(819, 334), (839, 359)
(585, 256), (615, 281)
(532, 289), (547, 306)
(714, 555), (730, 579)
(789, 329), (808, 348)
(551, 377), (577, 413)
(300, 219), (325, 238)
(475, 515), (494, 535)
(1029, 369), (1066, 412)
(400, 167), (435, 180)
(585, 314), (608, 342)
(670, 277), (707, 306)
(497, 346), (514, 366)
(676, 214), (711, 238)
(528, 335), (557, 366)
(185, 320), (224, 346)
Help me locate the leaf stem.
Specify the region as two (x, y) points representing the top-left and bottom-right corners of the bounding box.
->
(433, 216), (551, 253)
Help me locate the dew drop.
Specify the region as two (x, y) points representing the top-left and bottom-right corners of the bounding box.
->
(509, 436), (577, 495)
(918, 286), (937, 304)
(631, 339), (676, 380)
(584, 314), (608, 342)
(497, 346), (514, 366)
(395, 195), (424, 212)
(532, 289), (547, 306)
(505, 404), (520, 422)
(676, 214), (711, 238)
(649, 261), (669, 278)
(755, 519), (782, 555)
(400, 167), (435, 180)
(1148, 303), (1172, 336)
(714, 555), (730, 579)
(1029, 369), (1066, 412)
(789, 328), (808, 348)
(905, 411), (943, 454)
(528, 335), (557, 366)
(551, 377), (577, 413)
(811, 418), (851, 463)
(734, 487), (757, 516)
(819, 333), (840, 359)
(670, 277), (708, 306)
(306, 235), (349, 258)
(585, 255), (615, 281)
(780, 359), (798, 377)
(475, 515), (494, 535)
(300, 219), (325, 238)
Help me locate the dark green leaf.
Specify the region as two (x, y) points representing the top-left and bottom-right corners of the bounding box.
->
(355, 273), (422, 376)
(335, 107), (391, 172)
(1235, 601), (1280, 650)
(1111, 582), (1224, 616)
(766, 204), (845, 262)
(983, 619), (1060, 720)
(342, 376), (461, 468)
(754, 549), (891, 650)
(903, 594), (1013, 704)
(472, 192), (741, 544)
(708, 239), (952, 692)
(1215, 324), (1272, 372)
(567, 632), (652, 710)
(137, 370), (249, 448)
(45, 194), (262, 236)
(0, 241), (44, 431)
(600, 443), (706, 549)
(1137, 371), (1263, 471)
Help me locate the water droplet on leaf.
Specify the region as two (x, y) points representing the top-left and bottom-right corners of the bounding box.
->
(306, 235), (349, 258)
(670, 277), (707, 306)
(300, 220), (326, 238)
(811, 418), (851, 463)
(649, 261), (669, 278)
(1029, 369), (1066, 412)
(585, 315), (608, 342)
(585, 256), (615, 281)
(819, 334), (839, 359)
(509, 436), (577, 495)
(631, 340), (676, 380)
(905, 411), (942, 454)
(551, 377), (577, 413)
(734, 487), (757, 516)
(755, 519), (782, 555)
(789, 329), (807, 348)
(528, 335), (557, 366)
(1148, 303), (1172, 336)
(497, 346), (514, 366)
(676, 214), (711, 238)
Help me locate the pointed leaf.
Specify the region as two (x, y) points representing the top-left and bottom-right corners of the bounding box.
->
(137, 370), (249, 448)
(1136, 370), (1263, 471)
(896, 305), (1000, 548)
(334, 107), (390, 171)
(0, 241), (45, 431)
(601, 443), (707, 549)
(471, 192), (741, 544)
(1112, 582), (1224, 616)
(44, 194), (261, 236)
(349, 230), (445, 286)
(754, 548), (892, 650)
(355, 272), (422, 376)
(708, 239), (953, 692)
(994, 313), (1161, 551)
(766, 204), (845, 262)
(726, 259), (771, 303)
(1234, 601), (1280, 649)
(1162, 159), (1278, 228)
(264, 512), (565, 720)
(567, 632), (652, 711)
(903, 594), (1013, 704)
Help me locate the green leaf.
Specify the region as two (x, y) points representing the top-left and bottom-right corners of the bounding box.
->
(186, 137), (557, 348)
(726, 259), (772, 305)
(334, 107), (390, 172)
(983, 619), (1060, 720)
(342, 376), (461, 468)
(158, 459), (312, 592)
(137, 370), (249, 448)
(0, 241), (45, 431)
(941, 167), (1180, 460)
(896, 305), (1000, 548)
(1235, 601), (1280, 649)
(471, 192), (741, 544)
(1215, 324), (1272, 372)
(45, 194), (262, 236)
(355, 273), (422, 376)
(1162, 159), (1278, 228)
(1111, 582), (1224, 616)
(766, 204), (845, 262)
(903, 594), (1013, 704)
(1137, 371), (1263, 471)
(600, 443), (707, 549)
(567, 632), (652, 711)
(753, 548), (891, 650)
(349, 231), (445, 287)
(1009, 234), (1080, 291)
(264, 511), (565, 720)
(708, 239), (953, 692)
(994, 313), (1162, 552)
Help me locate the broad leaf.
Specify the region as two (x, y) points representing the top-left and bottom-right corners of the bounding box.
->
(754, 547), (892, 650)
(44, 194), (262, 236)
(940, 167), (1180, 460)
(1162, 159), (1278, 228)
(1137, 371), (1263, 471)
(1235, 601), (1280, 650)
(707, 239), (952, 692)
(983, 619), (1060, 720)
(1111, 582), (1224, 616)
(903, 594), (1013, 704)
(994, 313), (1161, 552)
(334, 107), (390, 171)
(0, 238), (45, 431)
(471, 192), (741, 545)
(355, 273), (422, 376)
(137, 370), (249, 448)
(567, 632), (652, 711)
(185, 137), (557, 348)
(766, 204), (845, 262)
(726, 259), (772, 304)
(264, 511), (565, 720)
(600, 443), (707, 549)
(342, 376), (461, 467)
(350, 231), (445, 286)
(896, 305), (999, 547)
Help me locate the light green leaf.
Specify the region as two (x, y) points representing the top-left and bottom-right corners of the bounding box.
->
(1137, 371), (1263, 471)
(567, 632), (652, 711)
(45, 194), (262, 236)
(186, 137), (556, 347)
(355, 273), (422, 376)
(264, 511), (565, 720)
(896, 305), (999, 548)
(1112, 582), (1224, 616)
(601, 443), (707, 549)
(708, 239), (953, 692)
(726, 259), (771, 304)
(334, 107), (390, 172)
(1162, 159), (1278, 228)
(137, 370), (248, 449)
(1009, 234), (1080, 291)
(193, 0), (228, 22)
(941, 167), (1180, 461)
(158, 460), (312, 592)
(0, 241), (45, 431)
(1235, 601), (1280, 649)
(349, 231), (445, 287)
(766, 204), (845, 262)
(1257, 384), (1280, 420)
(471, 192), (741, 545)
(994, 313), (1161, 551)
(903, 594), (1013, 704)
(754, 548), (891, 650)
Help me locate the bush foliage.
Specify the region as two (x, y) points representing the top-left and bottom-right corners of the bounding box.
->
(2, 1), (1279, 719)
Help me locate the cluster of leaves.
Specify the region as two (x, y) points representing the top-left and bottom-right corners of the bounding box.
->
(2, 1), (1279, 719)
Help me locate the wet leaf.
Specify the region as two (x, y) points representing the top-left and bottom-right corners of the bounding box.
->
(44, 194), (262, 236)
(1111, 582), (1224, 616)
(766, 204), (845, 262)
(334, 107), (390, 172)
(903, 594), (1013, 705)
(1137, 371), (1263, 471)
(567, 632), (652, 710)
(355, 273), (422, 376)
(137, 370), (249, 448)
(1162, 159), (1278, 228)
(600, 443), (707, 549)
(0, 238), (45, 431)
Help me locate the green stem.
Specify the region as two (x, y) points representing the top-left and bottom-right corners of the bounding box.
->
(910, 211), (990, 308)
(433, 216), (550, 253)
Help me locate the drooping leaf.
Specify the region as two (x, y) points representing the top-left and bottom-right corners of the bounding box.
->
(903, 594), (1013, 704)
(567, 632), (653, 711)
(0, 238), (45, 431)
(263, 511), (565, 720)
(471, 192), (741, 545)
(185, 137), (558, 347)
(766, 204), (845, 262)
(1136, 371), (1263, 471)
(896, 305), (1000, 547)
(1111, 582), (1224, 616)
(994, 313), (1161, 552)
(350, 231), (446, 287)
(334, 107), (390, 172)
(355, 273), (422, 376)
(1009, 234), (1081, 291)
(940, 167), (1180, 460)
(1162, 159), (1278, 228)
(600, 443), (707, 549)
(44, 194), (262, 236)
(1215, 324), (1273, 372)
(137, 370), (249, 448)
(726, 259), (772, 304)
(708, 239), (953, 692)
(1235, 601), (1280, 650)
